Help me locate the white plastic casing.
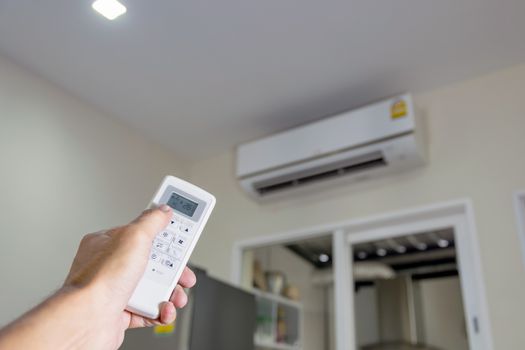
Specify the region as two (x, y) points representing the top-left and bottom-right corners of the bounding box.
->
(126, 176), (216, 319)
(235, 94), (426, 200)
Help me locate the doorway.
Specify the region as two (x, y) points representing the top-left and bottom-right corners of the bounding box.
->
(343, 201), (492, 350)
(350, 229), (468, 349)
(232, 199), (493, 350)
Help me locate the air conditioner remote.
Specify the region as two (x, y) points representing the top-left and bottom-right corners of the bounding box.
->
(126, 176), (216, 319)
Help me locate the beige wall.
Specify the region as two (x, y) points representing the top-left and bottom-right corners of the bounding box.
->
(354, 277), (468, 349)
(417, 277), (468, 350)
(188, 63), (525, 348)
(0, 55), (187, 325)
(376, 278), (412, 343)
(354, 286), (379, 347)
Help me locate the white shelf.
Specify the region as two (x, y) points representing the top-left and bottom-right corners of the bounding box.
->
(255, 339), (302, 350)
(251, 288), (303, 309)
(252, 288), (303, 350)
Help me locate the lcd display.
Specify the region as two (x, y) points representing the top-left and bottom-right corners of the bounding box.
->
(167, 192), (199, 217)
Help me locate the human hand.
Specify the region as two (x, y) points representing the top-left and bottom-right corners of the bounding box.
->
(0, 206), (194, 350)
(63, 205), (196, 349)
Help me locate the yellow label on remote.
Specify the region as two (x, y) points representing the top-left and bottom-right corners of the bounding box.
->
(391, 99), (408, 119)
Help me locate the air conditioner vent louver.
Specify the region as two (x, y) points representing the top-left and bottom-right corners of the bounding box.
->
(254, 151), (387, 196)
(236, 94), (425, 200)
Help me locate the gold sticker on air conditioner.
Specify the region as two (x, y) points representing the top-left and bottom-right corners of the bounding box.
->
(391, 99), (408, 119)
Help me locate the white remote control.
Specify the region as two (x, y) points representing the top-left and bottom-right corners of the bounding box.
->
(126, 176), (216, 319)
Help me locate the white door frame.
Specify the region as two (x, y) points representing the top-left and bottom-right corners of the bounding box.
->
(345, 201), (492, 350)
(514, 190), (525, 269)
(231, 198), (493, 350)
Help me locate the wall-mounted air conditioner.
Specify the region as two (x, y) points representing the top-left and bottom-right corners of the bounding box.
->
(236, 94), (426, 200)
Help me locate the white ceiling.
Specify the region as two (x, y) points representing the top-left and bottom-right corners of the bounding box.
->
(1, 1), (525, 161)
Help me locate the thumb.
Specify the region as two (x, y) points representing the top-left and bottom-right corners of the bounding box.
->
(130, 205), (172, 240)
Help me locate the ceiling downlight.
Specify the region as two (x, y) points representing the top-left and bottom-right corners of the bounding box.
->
(92, 0), (127, 20)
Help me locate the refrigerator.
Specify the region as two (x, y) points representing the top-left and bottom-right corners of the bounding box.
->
(121, 269), (256, 350)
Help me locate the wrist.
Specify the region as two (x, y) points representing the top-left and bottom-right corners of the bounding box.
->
(59, 281), (103, 309)
(48, 286), (101, 348)
(61, 276), (118, 313)
(0, 285), (100, 350)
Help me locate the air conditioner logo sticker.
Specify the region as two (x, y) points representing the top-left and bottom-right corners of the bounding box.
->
(391, 99), (408, 119)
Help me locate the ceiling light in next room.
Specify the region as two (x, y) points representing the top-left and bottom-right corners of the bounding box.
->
(92, 0), (127, 20)
(357, 251), (368, 260)
(437, 239), (450, 248)
(376, 248), (387, 257)
(318, 254), (330, 263)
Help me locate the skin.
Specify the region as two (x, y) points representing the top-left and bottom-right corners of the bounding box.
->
(0, 205), (196, 350)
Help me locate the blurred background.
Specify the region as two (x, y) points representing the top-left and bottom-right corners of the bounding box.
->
(1, 1), (525, 349)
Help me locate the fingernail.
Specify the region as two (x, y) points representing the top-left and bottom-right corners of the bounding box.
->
(160, 204), (171, 212)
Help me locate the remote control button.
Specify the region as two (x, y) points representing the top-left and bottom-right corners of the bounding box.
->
(163, 258), (176, 269)
(174, 235), (189, 248)
(178, 224), (191, 234)
(168, 245), (184, 259)
(150, 252), (160, 261)
(159, 230), (174, 242)
(168, 218), (179, 229)
(169, 215), (185, 229)
(153, 239), (169, 252)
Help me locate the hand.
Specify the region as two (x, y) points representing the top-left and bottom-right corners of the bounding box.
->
(64, 205), (196, 348)
(0, 206), (196, 350)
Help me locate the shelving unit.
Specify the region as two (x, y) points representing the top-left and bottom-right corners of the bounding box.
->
(255, 340), (301, 350)
(252, 288), (303, 350)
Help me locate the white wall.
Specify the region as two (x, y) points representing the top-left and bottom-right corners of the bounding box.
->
(354, 286), (379, 347)
(0, 55), (188, 325)
(417, 277), (468, 350)
(354, 277), (468, 350)
(376, 278), (412, 343)
(187, 63), (525, 349)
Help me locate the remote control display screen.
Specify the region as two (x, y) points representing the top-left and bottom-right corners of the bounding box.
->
(167, 192), (199, 217)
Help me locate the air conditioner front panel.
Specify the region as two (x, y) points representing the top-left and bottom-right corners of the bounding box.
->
(239, 133), (424, 200)
(237, 94), (415, 178)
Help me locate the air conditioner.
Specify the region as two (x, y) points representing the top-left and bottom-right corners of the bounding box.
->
(236, 94), (426, 200)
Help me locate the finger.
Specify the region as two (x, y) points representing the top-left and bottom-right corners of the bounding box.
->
(130, 205), (172, 240)
(127, 303), (177, 329)
(159, 302), (177, 325)
(128, 313), (154, 328)
(128, 314), (162, 329)
(178, 266), (197, 288)
(170, 285), (188, 309)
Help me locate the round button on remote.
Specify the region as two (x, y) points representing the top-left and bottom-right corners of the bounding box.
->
(159, 230), (174, 242)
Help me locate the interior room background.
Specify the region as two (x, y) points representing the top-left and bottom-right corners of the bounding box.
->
(1, 54), (525, 349)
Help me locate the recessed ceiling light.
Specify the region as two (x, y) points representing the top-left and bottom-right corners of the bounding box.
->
(319, 254), (330, 263)
(395, 246), (407, 254)
(416, 243), (428, 251)
(376, 248), (387, 257)
(92, 0), (127, 20)
(357, 251), (368, 259)
(437, 239), (450, 248)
